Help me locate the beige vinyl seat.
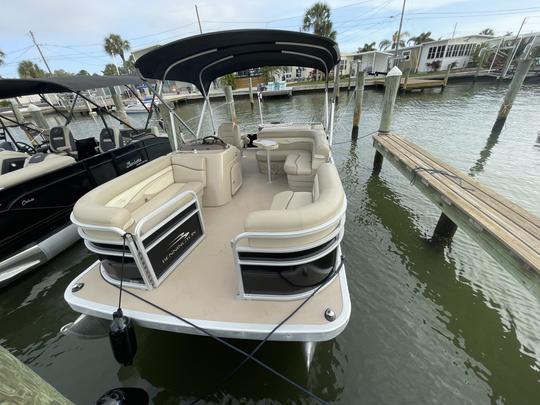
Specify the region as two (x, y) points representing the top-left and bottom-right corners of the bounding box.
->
(255, 123), (330, 190)
(244, 163), (345, 248)
(73, 154), (207, 241)
(218, 122), (247, 149)
(0, 152), (76, 189)
(49, 126), (78, 158)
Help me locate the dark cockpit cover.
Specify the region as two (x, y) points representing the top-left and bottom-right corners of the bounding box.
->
(135, 29), (340, 94)
(0, 75), (144, 99)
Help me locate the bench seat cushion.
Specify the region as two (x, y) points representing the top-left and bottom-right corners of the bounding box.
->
(284, 151), (312, 176)
(270, 191), (313, 210)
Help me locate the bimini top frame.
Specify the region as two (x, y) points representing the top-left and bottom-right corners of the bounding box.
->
(135, 29), (341, 139)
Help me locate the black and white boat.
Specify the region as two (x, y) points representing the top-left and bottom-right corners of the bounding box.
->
(0, 75), (172, 286)
(64, 30), (350, 373)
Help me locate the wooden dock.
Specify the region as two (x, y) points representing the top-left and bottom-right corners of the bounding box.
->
(373, 77), (446, 92)
(372, 133), (540, 286)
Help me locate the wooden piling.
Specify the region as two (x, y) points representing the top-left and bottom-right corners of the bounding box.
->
(402, 70), (410, 92)
(432, 212), (458, 241)
(442, 66), (452, 89)
(351, 71), (365, 140)
(347, 73), (352, 92)
(9, 99), (25, 124)
(248, 77), (254, 110)
(373, 66), (402, 173)
(492, 55), (534, 134)
(0, 345), (73, 404)
(223, 85), (237, 124)
(109, 86), (130, 125)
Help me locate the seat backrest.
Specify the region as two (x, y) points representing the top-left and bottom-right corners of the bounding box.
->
(99, 127), (122, 152)
(218, 122), (243, 148)
(244, 163), (344, 248)
(49, 126), (76, 154)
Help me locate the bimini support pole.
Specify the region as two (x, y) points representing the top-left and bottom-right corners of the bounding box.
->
(169, 110), (179, 150)
(205, 95), (216, 134)
(323, 76), (329, 130)
(329, 65), (339, 146)
(257, 91), (264, 126)
(196, 98), (208, 138)
(147, 85), (196, 137)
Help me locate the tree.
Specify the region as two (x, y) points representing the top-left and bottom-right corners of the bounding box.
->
(379, 31), (410, 50)
(260, 66), (281, 83)
(358, 42), (376, 52)
(219, 73), (236, 89)
(53, 69), (73, 76)
(104, 34), (131, 63)
(479, 28), (494, 36)
(77, 69), (90, 76)
(0, 49), (5, 66)
(18, 60), (45, 78)
(408, 32), (434, 45)
(302, 2), (336, 40)
(102, 63), (119, 76)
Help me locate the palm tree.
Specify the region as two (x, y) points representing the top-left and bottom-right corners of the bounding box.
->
(408, 32), (434, 45)
(18, 60), (45, 78)
(302, 2), (336, 40)
(479, 28), (494, 36)
(379, 31), (410, 50)
(104, 34), (131, 64)
(358, 42), (376, 52)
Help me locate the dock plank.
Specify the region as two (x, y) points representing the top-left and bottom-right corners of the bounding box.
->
(373, 133), (540, 274)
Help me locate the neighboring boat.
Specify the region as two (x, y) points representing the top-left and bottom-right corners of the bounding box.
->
(258, 80), (293, 97)
(65, 29), (349, 370)
(0, 75), (172, 286)
(125, 96), (160, 114)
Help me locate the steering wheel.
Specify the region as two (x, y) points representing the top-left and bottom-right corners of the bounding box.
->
(16, 141), (37, 154)
(202, 135), (226, 146)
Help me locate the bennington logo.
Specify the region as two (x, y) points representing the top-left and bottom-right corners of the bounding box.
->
(21, 197), (35, 206)
(126, 157), (143, 169)
(161, 231), (197, 265)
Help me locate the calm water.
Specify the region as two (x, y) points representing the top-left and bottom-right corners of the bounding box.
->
(1, 82), (539, 404)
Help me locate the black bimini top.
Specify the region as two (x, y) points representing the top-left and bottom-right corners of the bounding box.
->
(0, 75), (143, 99)
(135, 29), (340, 94)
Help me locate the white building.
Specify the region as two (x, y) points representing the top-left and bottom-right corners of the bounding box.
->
(353, 51), (393, 75)
(397, 35), (492, 72)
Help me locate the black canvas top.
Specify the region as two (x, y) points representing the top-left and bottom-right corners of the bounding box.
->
(135, 29), (340, 93)
(0, 75), (144, 99)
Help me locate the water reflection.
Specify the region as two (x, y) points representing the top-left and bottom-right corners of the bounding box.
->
(364, 175), (540, 403)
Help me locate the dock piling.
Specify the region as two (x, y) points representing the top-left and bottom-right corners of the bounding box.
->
(351, 71), (365, 140)
(373, 66), (402, 173)
(224, 85), (237, 124)
(248, 77), (254, 110)
(491, 54), (535, 135)
(432, 212), (458, 241)
(442, 66), (452, 89)
(109, 86), (130, 125)
(9, 99), (25, 124)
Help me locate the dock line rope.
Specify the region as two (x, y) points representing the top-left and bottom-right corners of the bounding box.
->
(410, 166), (474, 191)
(102, 239), (345, 404)
(192, 258), (345, 404)
(332, 129), (379, 145)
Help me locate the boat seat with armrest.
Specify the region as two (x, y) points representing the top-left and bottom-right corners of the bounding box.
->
(244, 163), (345, 248)
(99, 128), (123, 152)
(256, 124), (330, 190)
(218, 122), (247, 149)
(73, 154), (207, 242)
(0, 152), (75, 189)
(49, 126), (78, 158)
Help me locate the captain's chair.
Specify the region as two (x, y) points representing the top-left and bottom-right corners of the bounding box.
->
(218, 122), (247, 149)
(49, 126), (78, 158)
(99, 127), (123, 152)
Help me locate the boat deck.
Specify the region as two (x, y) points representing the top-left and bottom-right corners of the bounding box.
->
(67, 150), (349, 341)
(373, 133), (540, 278)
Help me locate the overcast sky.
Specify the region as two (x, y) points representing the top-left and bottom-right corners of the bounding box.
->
(1, 0), (540, 77)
